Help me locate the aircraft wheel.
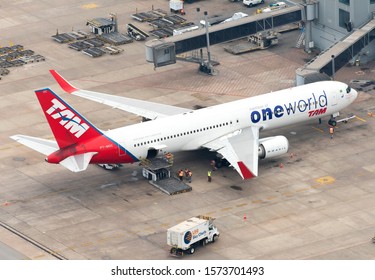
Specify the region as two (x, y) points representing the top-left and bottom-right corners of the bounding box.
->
(328, 118), (337, 126)
(202, 239), (208, 246)
(189, 247), (195, 254)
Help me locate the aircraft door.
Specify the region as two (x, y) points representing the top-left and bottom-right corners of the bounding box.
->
(331, 90), (339, 107)
(118, 144), (127, 156)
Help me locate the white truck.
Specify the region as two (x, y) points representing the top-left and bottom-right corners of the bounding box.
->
(167, 215), (219, 255)
(262, 1), (287, 12)
(243, 0), (264, 7)
(169, 0), (185, 14)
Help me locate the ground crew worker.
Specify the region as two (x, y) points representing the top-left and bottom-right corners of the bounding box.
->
(207, 170), (212, 182)
(165, 152), (172, 163)
(184, 168), (190, 178)
(187, 170), (192, 183)
(178, 169), (184, 181)
(210, 160), (217, 171)
(329, 126), (334, 139)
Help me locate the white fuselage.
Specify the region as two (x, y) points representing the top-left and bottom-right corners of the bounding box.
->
(105, 81), (357, 160)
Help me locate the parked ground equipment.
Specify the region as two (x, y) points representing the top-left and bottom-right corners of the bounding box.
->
(169, 0), (185, 15)
(167, 215), (219, 256)
(243, 0), (264, 7)
(224, 30), (278, 55)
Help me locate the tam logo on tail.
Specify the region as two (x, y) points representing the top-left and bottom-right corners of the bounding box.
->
(46, 98), (89, 138)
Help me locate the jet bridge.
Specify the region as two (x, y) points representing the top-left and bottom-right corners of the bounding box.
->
(296, 19), (375, 85)
(145, 5), (303, 67)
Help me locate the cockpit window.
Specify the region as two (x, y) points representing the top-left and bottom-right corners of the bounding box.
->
(346, 86), (351, 93)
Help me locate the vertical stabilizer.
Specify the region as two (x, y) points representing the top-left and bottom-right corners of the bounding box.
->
(35, 88), (103, 148)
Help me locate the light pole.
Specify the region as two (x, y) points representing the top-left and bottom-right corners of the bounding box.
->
(203, 11), (212, 74)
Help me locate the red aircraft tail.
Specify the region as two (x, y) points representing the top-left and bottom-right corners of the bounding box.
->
(35, 88), (102, 148)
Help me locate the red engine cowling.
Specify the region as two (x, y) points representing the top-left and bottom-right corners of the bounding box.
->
(258, 136), (289, 159)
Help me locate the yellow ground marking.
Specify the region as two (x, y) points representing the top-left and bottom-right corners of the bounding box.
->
(312, 126), (325, 133)
(159, 223), (170, 228)
(356, 116), (367, 122)
(81, 3), (98, 9)
(236, 203), (248, 208)
(296, 188), (309, 192)
(355, 171), (368, 177)
(221, 207), (233, 212)
(33, 254), (47, 259)
(251, 200), (262, 204)
(282, 192), (294, 197)
(81, 241), (94, 247)
(267, 196), (277, 200)
(0, 146), (11, 150)
(315, 176), (335, 185)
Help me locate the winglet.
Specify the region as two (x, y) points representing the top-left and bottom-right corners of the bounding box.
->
(49, 70), (78, 94)
(238, 161), (255, 179)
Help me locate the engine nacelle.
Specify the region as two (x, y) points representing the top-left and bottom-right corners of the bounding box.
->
(258, 136), (289, 159)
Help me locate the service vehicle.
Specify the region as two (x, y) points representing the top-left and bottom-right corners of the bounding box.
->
(169, 0), (185, 15)
(167, 216), (219, 255)
(224, 30), (278, 55)
(243, 0), (264, 7)
(221, 12), (248, 24)
(98, 163), (121, 170)
(262, 1), (287, 12)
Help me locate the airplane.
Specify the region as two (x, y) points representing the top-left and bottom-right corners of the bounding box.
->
(10, 70), (358, 179)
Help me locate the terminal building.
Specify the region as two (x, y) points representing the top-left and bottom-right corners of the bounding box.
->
(310, 0), (375, 54)
(297, 0), (375, 84)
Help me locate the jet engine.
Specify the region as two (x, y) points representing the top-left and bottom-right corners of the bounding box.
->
(258, 136), (289, 159)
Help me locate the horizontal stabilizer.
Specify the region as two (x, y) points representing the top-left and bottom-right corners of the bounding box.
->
(10, 135), (58, 155)
(59, 152), (97, 172)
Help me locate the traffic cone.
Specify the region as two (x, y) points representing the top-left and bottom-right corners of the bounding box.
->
(243, 213), (247, 221)
(280, 163), (284, 168)
(3, 201), (9, 206)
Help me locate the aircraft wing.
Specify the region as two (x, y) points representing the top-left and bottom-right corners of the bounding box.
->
(50, 70), (190, 120)
(203, 126), (260, 179)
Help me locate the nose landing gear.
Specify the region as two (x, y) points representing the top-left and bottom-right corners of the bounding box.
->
(328, 118), (337, 127)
